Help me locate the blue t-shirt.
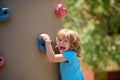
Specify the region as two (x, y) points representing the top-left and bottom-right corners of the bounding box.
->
(60, 50), (84, 80)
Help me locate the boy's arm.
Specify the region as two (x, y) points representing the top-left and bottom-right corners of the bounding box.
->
(40, 34), (66, 62)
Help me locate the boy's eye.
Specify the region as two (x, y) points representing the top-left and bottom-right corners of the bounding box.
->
(58, 38), (69, 42)
(64, 40), (68, 42)
(58, 39), (62, 41)
(64, 39), (69, 42)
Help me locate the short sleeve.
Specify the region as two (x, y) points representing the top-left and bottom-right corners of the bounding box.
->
(63, 51), (77, 63)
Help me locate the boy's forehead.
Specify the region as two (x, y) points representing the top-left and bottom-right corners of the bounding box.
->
(58, 35), (67, 38)
(57, 36), (70, 40)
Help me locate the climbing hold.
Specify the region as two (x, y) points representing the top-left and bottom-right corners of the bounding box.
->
(0, 6), (10, 22)
(0, 56), (5, 68)
(55, 4), (67, 18)
(38, 36), (53, 53)
(38, 36), (46, 53)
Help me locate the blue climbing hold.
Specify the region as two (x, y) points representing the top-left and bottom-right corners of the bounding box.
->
(38, 36), (46, 53)
(38, 36), (53, 53)
(0, 6), (10, 22)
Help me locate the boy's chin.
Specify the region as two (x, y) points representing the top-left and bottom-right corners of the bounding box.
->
(59, 50), (66, 54)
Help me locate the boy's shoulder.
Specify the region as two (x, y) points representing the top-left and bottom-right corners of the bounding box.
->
(64, 50), (76, 53)
(64, 50), (77, 56)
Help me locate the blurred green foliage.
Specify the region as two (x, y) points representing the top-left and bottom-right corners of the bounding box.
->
(63, 0), (120, 72)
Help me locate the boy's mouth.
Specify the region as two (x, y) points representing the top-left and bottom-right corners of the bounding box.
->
(60, 46), (65, 50)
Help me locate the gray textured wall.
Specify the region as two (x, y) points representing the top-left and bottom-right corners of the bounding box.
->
(0, 0), (63, 80)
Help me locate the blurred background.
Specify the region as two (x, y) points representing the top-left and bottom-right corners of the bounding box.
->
(62, 0), (120, 80)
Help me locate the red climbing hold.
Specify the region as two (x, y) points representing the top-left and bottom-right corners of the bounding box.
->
(55, 4), (67, 18)
(0, 56), (5, 68)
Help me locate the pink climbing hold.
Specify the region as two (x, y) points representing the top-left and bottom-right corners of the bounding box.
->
(0, 56), (5, 68)
(55, 4), (67, 18)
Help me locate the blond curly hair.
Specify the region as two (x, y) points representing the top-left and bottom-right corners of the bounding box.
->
(56, 29), (81, 57)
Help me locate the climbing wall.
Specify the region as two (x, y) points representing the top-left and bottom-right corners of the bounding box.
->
(0, 0), (64, 80)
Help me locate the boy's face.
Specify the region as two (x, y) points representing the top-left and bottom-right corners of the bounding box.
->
(56, 38), (70, 54)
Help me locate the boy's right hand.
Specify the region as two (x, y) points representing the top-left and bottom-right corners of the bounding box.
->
(40, 34), (51, 43)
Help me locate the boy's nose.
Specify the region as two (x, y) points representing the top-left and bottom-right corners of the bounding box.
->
(59, 41), (63, 43)
(60, 41), (65, 45)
